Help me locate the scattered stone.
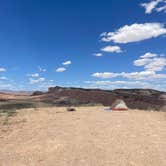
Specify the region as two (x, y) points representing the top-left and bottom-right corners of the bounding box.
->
(67, 107), (76, 112)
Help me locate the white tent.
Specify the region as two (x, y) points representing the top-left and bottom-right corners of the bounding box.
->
(110, 99), (128, 111)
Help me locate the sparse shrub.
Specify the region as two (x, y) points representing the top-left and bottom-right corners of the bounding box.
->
(0, 109), (17, 125)
(0, 109), (17, 117)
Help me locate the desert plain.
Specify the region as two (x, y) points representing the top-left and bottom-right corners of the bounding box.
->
(0, 107), (166, 166)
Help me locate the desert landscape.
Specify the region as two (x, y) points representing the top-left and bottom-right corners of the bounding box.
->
(1, 0), (166, 165)
(0, 87), (166, 166)
(1, 87), (166, 111)
(0, 106), (166, 166)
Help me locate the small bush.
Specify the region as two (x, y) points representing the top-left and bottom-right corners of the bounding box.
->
(0, 109), (17, 117)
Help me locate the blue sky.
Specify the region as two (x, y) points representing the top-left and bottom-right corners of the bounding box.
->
(0, 0), (166, 91)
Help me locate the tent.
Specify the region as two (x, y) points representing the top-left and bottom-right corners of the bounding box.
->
(110, 99), (128, 111)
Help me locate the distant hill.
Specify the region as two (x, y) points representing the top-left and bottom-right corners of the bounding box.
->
(31, 86), (166, 110)
(0, 90), (33, 96)
(0, 86), (166, 111)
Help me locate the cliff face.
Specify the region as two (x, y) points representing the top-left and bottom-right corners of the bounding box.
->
(112, 89), (166, 110)
(35, 86), (166, 110)
(46, 87), (117, 106)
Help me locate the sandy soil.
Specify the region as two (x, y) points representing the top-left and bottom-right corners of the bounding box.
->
(0, 107), (166, 166)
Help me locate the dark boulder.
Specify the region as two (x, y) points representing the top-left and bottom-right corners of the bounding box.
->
(32, 91), (44, 96)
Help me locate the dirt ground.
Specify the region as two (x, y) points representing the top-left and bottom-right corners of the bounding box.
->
(0, 107), (166, 166)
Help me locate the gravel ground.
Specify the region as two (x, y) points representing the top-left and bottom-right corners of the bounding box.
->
(0, 107), (166, 166)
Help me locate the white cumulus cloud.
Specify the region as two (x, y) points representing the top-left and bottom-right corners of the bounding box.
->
(28, 73), (40, 77)
(144, 57), (166, 71)
(101, 46), (122, 53)
(38, 66), (46, 72)
(134, 58), (152, 66)
(0, 68), (6, 72)
(100, 23), (166, 44)
(92, 52), (166, 80)
(92, 71), (166, 80)
(84, 80), (166, 90)
(141, 0), (162, 14)
(93, 53), (103, 57)
(29, 77), (45, 84)
(56, 67), (66, 72)
(134, 52), (166, 71)
(92, 72), (120, 79)
(140, 52), (158, 58)
(122, 71), (166, 79)
(62, 60), (72, 65)
(141, 0), (166, 14)
(0, 76), (7, 80)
